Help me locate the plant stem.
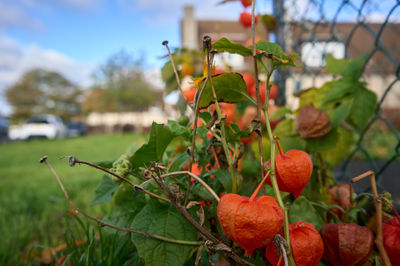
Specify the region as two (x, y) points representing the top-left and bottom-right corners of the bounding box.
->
(150, 168), (254, 266)
(64, 156), (170, 203)
(350, 171), (391, 266)
(275, 136), (285, 156)
(162, 41), (193, 110)
(205, 45), (237, 193)
(185, 76), (209, 205)
(161, 171), (220, 202)
(264, 115), (295, 265)
(40, 156), (202, 246)
(249, 171), (270, 201)
(251, 0), (265, 184)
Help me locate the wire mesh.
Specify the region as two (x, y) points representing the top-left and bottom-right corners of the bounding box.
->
(274, 0), (400, 200)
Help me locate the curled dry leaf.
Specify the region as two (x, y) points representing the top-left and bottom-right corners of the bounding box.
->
(186, 201), (205, 226)
(321, 223), (374, 266)
(296, 105), (332, 139)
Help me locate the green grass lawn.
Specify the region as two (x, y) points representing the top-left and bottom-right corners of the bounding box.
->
(0, 134), (145, 265)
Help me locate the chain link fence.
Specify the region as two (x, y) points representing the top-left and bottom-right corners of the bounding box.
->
(273, 0), (400, 201)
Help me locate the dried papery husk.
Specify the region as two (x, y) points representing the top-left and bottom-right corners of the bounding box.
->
(217, 194), (284, 256)
(265, 221), (324, 266)
(321, 223), (374, 266)
(327, 184), (352, 218)
(383, 216), (400, 264)
(266, 149), (313, 198)
(296, 105), (332, 139)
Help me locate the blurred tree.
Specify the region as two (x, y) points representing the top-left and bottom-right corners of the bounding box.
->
(83, 50), (162, 113)
(6, 69), (82, 124)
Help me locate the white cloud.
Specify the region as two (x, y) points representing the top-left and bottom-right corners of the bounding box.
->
(0, 2), (43, 32)
(53, 0), (102, 10)
(0, 36), (94, 115)
(144, 67), (164, 90)
(117, 0), (249, 24)
(3, 0), (102, 11)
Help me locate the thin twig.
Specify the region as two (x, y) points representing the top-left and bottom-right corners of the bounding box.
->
(138, 170), (220, 202)
(204, 38), (237, 193)
(249, 0), (293, 264)
(273, 234), (289, 266)
(39, 156), (201, 246)
(260, 51), (293, 64)
(185, 76), (210, 205)
(64, 156), (170, 203)
(150, 167), (254, 266)
(162, 171), (220, 202)
(162, 40), (193, 110)
(350, 171), (391, 266)
(280, 242), (289, 266)
(251, 0), (265, 184)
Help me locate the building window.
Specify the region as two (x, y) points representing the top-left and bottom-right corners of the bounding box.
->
(214, 52), (245, 70)
(301, 41), (345, 68)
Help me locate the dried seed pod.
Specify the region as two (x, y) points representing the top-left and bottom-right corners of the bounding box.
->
(265, 221), (324, 266)
(296, 106), (332, 139)
(321, 223), (374, 266)
(327, 184), (353, 218)
(383, 216), (400, 264)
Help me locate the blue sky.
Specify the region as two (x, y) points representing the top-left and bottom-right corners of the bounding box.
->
(0, 0), (255, 115)
(0, 0), (395, 115)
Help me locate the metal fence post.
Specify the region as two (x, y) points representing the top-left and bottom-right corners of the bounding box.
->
(273, 0), (287, 105)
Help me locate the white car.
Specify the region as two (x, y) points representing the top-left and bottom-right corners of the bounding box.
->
(9, 115), (67, 140)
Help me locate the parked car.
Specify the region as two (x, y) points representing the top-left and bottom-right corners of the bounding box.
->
(8, 115), (67, 140)
(66, 121), (87, 137)
(0, 117), (8, 141)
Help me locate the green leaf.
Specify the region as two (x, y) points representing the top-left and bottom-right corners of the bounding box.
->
(270, 106), (292, 120)
(255, 40), (282, 57)
(212, 38), (252, 56)
(326, 54), (368, 80)
(326, 98), (353, 127)
(348, 88), (377, 130)
(273, 119), (296, 137)
(289, 196), (325, 231)
(168, 152), (190, 173)
(161, 61), (174, 82)
(224, 124), (241, 144)
(198, 73), (247, 109)
(130, 122), (174, 169)
(91, 175), (120, 206)
(199, 111), (212, 124)
(161, 61), (179, 94)
(320, 126), (354, 165)
(131, 204), (198, 266)
(305, 127), (339, 152)
(177, 98), (187, 115)
(205, 169), (232, 193)
(197, 126), (208, 140)
(168, 120), (191, 139)
(298, 88), (318, 109)
(105, 192), (147, 231)
(315, 79), (360, 107)
(192, 184), (216, 201)
(254, 41), (297, 68)
(94, 159), (115, 169)
(278, 136), (306, 152)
